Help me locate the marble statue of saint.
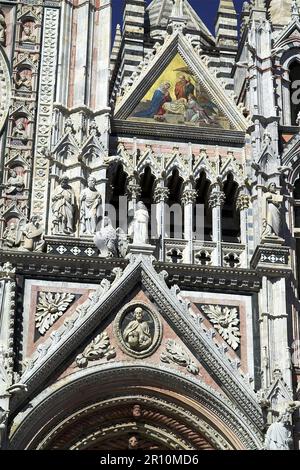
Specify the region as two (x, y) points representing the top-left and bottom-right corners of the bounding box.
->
(21, 22), (36, 43)
(0, 11), (6, 45)
(12, 120), (27, 141)
(80, 176), (102, 235)
(264, 412), (292, 450)
(123, 307), (152, 352)
(262, 183), (283, 238)
(51, 176), (76, 235)
(1, 169), (24, 195)
(3, 223), (18, 248)
(20, 215), (45, 252)
(15, 69), (32, 91)
(130, 201), (149, 245)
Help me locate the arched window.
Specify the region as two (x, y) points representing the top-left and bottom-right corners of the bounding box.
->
(222, 174), (240, 243)
(106, 163), (127, 229)
(289, 61), (300, 126)
(293, 178), (300, 228)
(166, 169), (183, 239)
(194, 172), (212, 241)
(140, 166), (156, 239)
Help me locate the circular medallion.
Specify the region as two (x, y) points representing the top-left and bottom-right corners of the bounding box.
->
(114, 302), (162, 358)
(0, 48), (11, 135)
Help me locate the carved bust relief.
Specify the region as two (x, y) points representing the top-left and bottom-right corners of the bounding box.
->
(114, 302), (162, 358)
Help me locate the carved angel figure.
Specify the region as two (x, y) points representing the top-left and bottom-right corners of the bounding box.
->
(94, 217), (128, 258)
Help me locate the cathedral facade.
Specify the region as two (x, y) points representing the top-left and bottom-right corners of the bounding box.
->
(0, 0), (300, 451)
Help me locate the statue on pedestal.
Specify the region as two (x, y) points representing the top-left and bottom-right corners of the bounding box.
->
(51, 176), (76, 235)
(94, 217), (128, 258)
(80, 176), (102, 235)
(264, 402), (300, 450)
(20, 216), (45, 252)
(262, 183), (283, 239)
(129, 202), (149, 245)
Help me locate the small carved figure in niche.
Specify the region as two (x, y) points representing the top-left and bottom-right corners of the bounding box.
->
(21, 21), (36, 43)
(123, 307), (153, 352)
(15, 68), (32, 91)
(262, 182), (284, 238)
(80, 176), (102, 235)
(3, 222), (18, 248)
(12, 119), (28, 141)
(94, 216), (128, 258)
(132, 404), (142, 418)
(20, 215), (45, 252)
(0, 11), (6, 45)
(51, 176), (76, 235)
(129, 201), (149, 245)
(128, 435), (139, 450)
(0, 169), (25, 195)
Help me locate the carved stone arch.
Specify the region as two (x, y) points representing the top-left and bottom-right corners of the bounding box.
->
(9, 364), (262, 450)
(0, 45), (11, 135)
(279, 47), (300, 125)
(165, 157), (188, 181)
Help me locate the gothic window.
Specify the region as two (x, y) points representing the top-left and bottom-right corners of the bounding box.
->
(289, 61), (300, 126)
(140, 166), (156, 239)
(194, 172), (212, 241)
(106, 163), (127, 230)
(293, 178), (300, 228)
(166, 169), (183, 239)
(222, 174), (240, 243)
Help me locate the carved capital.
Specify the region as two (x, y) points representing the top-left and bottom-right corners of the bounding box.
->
(153, 187), (169, 203)
(127, 183), (141, 200)
(208, 191), (225, 209)
(182, 189), (197, 206)
(236, 194), (250, 211)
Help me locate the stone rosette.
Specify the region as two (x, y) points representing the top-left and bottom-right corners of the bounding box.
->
(114, 301), (162, 359)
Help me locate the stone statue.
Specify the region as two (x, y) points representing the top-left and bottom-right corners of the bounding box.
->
(129, 201), (149, 245)
(0, 11), (6, 45)
(51, 176), (76, 235)
(264, 402), (300, 450)
(12, 120), (28, 141)
(262, 183), (283, 238)
(94, 217), (128, 258)
(0, 169), (24, 195)
(19, 216), (45, 252)
(123, 307), (152, 352)
(15, 69), (32, 91)
(3, 223), (18, 248)
(21, 22), (36, 43)
(80, 176), (102, 235)
(128, 435), (139, 450)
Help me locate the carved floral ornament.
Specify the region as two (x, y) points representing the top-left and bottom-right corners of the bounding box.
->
(114, 302), (163, 358)
(35, 291), (75, 335)
(200, 304), (241, 351)
(76, 331), (116, 368)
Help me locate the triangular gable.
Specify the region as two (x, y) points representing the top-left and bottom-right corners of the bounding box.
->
(14, 254), (262, 428)
(114, 32), (248, 132)
(274, 18), (300, 48)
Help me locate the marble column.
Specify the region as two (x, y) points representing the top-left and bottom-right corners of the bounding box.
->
(182, 187), (197, 264)
(236, 192), (251, 268)
(154, 184), (170, 262)
(209, 185), (225, 266)
(127, 176), (141, 235)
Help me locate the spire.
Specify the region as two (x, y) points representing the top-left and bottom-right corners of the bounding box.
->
(291, 0), (300, 21)
(121, 0), (145, 82)
(171, 0), (184, 18)
(215, 0), (238, 50)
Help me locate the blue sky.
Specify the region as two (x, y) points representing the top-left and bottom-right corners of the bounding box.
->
(112, 0), (245, 36)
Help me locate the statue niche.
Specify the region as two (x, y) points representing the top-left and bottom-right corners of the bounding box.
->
(15, 67), (33, 92)
(20, 20), (36, 44)
(0, 168), (25, 195)
(0, 10), (6, 45)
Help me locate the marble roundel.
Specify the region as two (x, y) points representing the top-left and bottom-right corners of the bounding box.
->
(0, 48), (11, 135)
(114, 302), (162, 359)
